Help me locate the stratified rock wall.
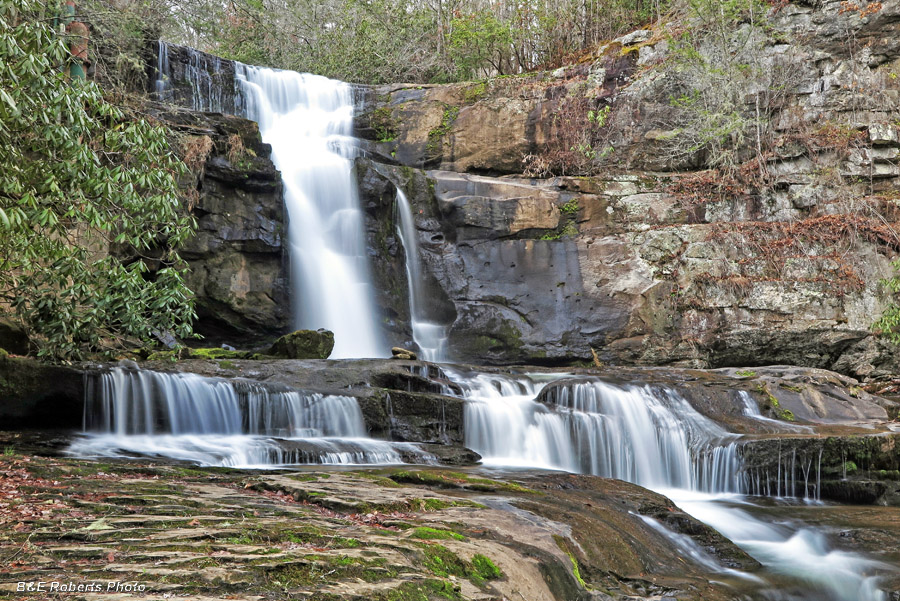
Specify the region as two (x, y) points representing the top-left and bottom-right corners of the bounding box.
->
(352, 2), (900, 376)
(151, 3), (900, 375)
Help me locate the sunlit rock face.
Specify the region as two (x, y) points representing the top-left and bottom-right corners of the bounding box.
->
(349, 2), (900, 374)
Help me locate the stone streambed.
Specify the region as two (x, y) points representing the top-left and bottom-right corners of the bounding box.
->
(0, 453), (770, 601)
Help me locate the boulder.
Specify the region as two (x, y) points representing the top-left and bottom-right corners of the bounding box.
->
(391, 347), (418, 360)
(268, 329), (335, 359)
(0, 356), (83, 429)
(0, 317), (29, 355)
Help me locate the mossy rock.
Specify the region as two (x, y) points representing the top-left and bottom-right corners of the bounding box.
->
(146, 347), (251, 361)
(268, 329), (335, 359)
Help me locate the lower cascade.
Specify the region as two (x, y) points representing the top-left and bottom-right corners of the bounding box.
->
(444, 368), (890, 601)
(68, 367), (428, 467)
(456, 371), (742, 492)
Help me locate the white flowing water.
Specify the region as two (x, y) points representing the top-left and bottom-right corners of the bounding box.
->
(675, 493), (889, 601)
(155, 40), (228, 112)
(444, 369), (889, 601)
(395, 189), (449, 361)
(453, 370), (742, 492)
(233, 65), (385, 358)
(67, 368), (427, 467)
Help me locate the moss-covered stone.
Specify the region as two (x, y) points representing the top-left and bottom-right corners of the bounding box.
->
(268, 329), (335, 359)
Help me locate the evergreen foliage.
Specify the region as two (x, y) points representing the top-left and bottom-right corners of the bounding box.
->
(0, 0), (195, 360)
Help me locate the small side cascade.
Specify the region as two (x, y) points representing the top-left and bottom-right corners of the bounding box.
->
(394, 188), (448, 362)
(737, 390), (813, 433)
(155, 40), (229, 112)
(69, 367), (430, 467)
(155, 41), (172, 103)
(83, 367), (366, 438)
(743, 441), (823, 501)
(450, 370), (743, 493)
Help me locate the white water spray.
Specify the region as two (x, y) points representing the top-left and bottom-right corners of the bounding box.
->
(234, 65), (385, 358)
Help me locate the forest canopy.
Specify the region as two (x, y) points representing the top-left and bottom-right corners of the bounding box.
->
(85, 0), (669, 85)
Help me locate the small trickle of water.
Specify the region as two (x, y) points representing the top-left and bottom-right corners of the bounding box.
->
(634, 512), (763, 583)
(737, 391), (813, 433)
(395, 189), (448, 361)
(155, 40), (227, 112)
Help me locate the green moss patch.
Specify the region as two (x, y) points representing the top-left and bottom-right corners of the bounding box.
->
(418, 543), (501, 588)
(411, 527), (464, 541)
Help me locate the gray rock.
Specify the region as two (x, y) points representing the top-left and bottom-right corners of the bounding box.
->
(616, 29), (653, 46)
(148, 106), (290, 347)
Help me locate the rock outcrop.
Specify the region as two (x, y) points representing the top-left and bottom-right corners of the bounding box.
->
(148, 4), (900, 376)
(0, 356), (83, 430)
(0, 454), (779, 601)
(351, 2), (900, 376)
(149, 104), (290, 347)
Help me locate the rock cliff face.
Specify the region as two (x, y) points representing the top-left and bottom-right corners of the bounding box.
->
(351, 1), (900, 376)
(154, 3), (900, 376)
(150, 104), (290, 346)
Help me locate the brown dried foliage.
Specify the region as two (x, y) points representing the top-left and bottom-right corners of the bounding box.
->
(707, 214), (900, 294)
(181, 134), (214, 171)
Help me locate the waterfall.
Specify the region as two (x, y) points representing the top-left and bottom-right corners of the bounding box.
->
(154, 42), (386, 358)
(68, 368), (429, 467)
(395, 189), (448, 361)
(234, 65), (385, 358)
(443, 369), (888, 601)
(155, 41), (171, 103)
(452, 371), (742, 492)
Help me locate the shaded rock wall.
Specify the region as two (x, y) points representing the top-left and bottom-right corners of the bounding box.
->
(148, 105), (291, 347)
(0, 357), (83, 429)
(741, 433), (900, 505)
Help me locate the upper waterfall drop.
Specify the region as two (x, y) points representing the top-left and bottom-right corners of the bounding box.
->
(234, 64), (386, 359)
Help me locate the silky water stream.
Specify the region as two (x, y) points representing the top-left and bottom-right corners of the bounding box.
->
(443, 367), (892, 601)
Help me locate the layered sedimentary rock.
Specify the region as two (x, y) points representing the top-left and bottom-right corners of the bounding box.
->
(150, 104), (290, 346)
(153, 2), (900, 375)
(352, 2), (900, 375)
